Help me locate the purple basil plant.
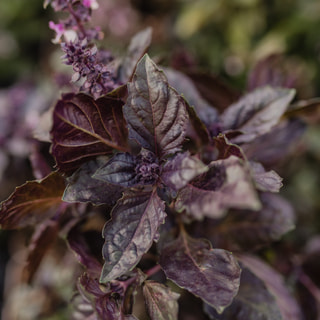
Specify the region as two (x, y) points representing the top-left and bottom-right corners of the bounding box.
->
(1, 0), (317, 319)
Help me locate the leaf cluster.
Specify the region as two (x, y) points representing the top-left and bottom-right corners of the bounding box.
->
(0, 28), (314, 319)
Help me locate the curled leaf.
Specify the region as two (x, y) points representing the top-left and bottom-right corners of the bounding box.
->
(162, 152), (208, 191)
(175, 156), (261, 220)
(0, 172), (65, 229)
(221, 86), (295, 144)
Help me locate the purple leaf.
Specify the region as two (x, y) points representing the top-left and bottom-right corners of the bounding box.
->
(214, 134), (245, 160)
(164, 68), (218, 130)
(124, 54), (188, 158)
(23, 220), (59, 283)
(143, 280), (180, 320)
(120, 27), (153, 82)
(250, 162), (283, 192)
(159, 231), (241, 313)
(93, 152), (138, 187)
(237, 254), (303, 320)
(175, 156), (261, 220)
(63, 156), (124, 206)
(78, 273), (123, 320)
(100, 189), (166, 283)
(67, 224), (103, 278)
(206, 193), (295, 252)
(221, 86), (295, 144)
(51, 92), (128, 173)
(162, 152), (208, 191)
(204, 267), (283, 320)
(0, 172), (65, 229)
(242, 119), (306, 168)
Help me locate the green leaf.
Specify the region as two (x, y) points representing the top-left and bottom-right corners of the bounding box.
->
(124, 54), (188, 158)
(0, 172), (65, 229)
(159, 231), (241, 313)
(100, 189), (166, 283)
(143, 280), (180, 320)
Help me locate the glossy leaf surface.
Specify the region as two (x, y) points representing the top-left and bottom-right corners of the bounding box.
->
(175, 156), (261, 220)
(100, 189), (166, 283)
(221, 86), (295, 143)
(0, 172), (65, 229)
(124, 54), (188, 158)
(162, 152), (208, 191)
(51, 93), (128, 173)
(143, 280), (180, 320)
(93, 152), (138, 187)
(63, 156), (124, 206)
(160, 231), (241, 313)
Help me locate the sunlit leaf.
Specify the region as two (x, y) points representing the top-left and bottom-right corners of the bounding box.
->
(51, 92), (128, 173)
(124, 54), (188, 158)
(143, 280), (180, 320)
(175, 156), (261, 220)
(250, 162), (283, 192)
(159, 231), (241, 313)
(162, 152), (208, 191)
(100, 189), (166, 283)
(0, 172), (65, 229)
(221, 86), (295, 144)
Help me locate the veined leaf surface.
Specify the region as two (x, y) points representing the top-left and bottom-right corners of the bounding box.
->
(51, 93), (128, 173)
(160, 231), (241, 313)
(124, 54), (188, 158)
(100, 189), (166, 283)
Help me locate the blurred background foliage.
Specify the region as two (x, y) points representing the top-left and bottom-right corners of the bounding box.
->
(0, 0), (320, 318)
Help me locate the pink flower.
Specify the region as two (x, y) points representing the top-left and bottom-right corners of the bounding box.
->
(49, 21), (65, 43)
(82, 0), (99, 9)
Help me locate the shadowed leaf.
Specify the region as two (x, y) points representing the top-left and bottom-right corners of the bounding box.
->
(208, 193), (295, 251)
(120, 27), (153, 82)
(175, 156), (261, 220)
(100, 189), (166, 283)
(23, 220), (59, 283)
(159, 231), (241, 313)
(237, 254), (302, 320)
(204, 266), (283, 320)
(143, 280), (180, 320)
(124, 54), (188, 158)
(0, 172), (65, 229)
(221, 86), (295, 144)
(51, 92), (128, 173)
